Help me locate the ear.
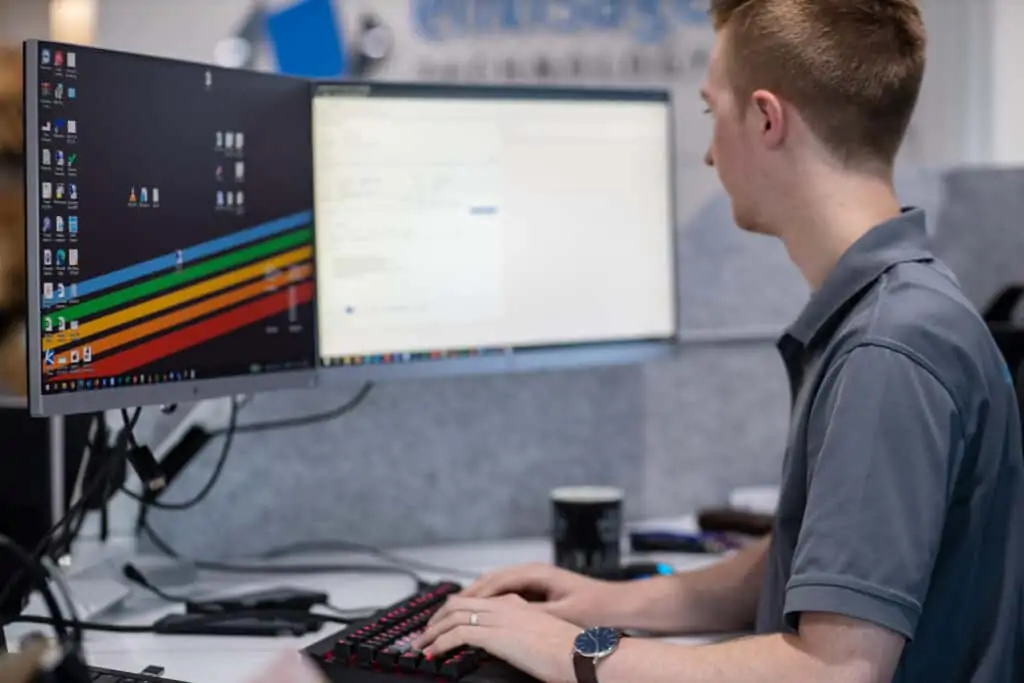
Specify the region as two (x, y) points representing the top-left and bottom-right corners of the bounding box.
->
(749, 90), (785, 149)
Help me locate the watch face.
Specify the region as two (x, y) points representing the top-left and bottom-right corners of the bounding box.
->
(574, 627), (619, 657)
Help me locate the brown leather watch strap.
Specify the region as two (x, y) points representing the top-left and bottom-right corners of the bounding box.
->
(573, 651), (600, 683)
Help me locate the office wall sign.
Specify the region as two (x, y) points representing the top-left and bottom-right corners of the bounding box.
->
(411, 0), (711, 44)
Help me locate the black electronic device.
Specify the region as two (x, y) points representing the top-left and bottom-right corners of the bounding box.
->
(304, 581), (536, 682)
(186, 586), (329, 614)
(152, 612), (321, 637)
(85, 666), (192, 683)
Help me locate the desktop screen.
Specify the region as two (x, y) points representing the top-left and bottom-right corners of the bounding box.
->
(25, 42), (317, 415)
(311, 83), (677, 373)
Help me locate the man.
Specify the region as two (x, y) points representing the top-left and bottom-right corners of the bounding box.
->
(413, 1), (1024, 682)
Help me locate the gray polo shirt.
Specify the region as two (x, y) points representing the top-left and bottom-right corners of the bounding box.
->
(755, 208), (1024, 681)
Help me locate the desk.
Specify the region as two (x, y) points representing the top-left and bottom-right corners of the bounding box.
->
(7, 527), (736, 683)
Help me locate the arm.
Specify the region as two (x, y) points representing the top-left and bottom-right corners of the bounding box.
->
(610, 536), (770, 634)
(598, 343), (958, 683)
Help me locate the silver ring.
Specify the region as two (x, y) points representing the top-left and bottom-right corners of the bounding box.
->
(469, 612), (479, 626)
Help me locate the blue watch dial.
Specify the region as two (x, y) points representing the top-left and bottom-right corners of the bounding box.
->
(574, 627), (620, 656)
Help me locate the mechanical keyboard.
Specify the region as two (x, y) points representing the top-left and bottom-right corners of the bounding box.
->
(304, 582), (536, 683)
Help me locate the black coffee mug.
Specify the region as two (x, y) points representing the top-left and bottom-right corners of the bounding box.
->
(551, 486), (623, 575)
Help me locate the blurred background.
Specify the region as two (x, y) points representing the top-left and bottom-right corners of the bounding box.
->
(1, 0), (1022, 557)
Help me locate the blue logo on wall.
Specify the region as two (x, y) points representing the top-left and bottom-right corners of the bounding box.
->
(265, 0), (348, 77)
(412, 0), (711, 44)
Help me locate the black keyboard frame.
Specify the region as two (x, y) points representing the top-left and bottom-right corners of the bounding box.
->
(303, 582), (537, 683)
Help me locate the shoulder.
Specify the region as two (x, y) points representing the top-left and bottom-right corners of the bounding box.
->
(829, 259), (1006, 419)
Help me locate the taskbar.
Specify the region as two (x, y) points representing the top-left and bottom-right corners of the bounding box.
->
(42, 359), (314, 394)
(321, 346), (510, 368)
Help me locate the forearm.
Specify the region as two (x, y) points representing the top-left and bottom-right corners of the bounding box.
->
(611, 537), (769, 634)
(596, 633), (841, 683)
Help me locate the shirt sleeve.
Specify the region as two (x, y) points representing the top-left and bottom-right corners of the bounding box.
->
(784, 341), (965, 640)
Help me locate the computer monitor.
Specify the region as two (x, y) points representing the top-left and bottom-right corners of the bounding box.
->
(310, 83), (678, 379)
(23, 41), (318, 417)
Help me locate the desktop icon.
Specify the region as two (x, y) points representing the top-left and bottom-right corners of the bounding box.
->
(67, 120), (77, 135)
(57, 316), (66, 331)
(129, 187), (137, 203)
(216, 191), (225, 206)
(54, 119), (64, 135)
(70, 283), (78, 298)
(41, 120), (51, 133)
(67, 52), (76, 69)
(68, 86), (76, 100)
(44, 350), (54, 366)
(41, 182), (52, 200)
(83, 346), (92, 362)
(226, 192), (234, 207)
(42, 217), (52, 233)
(42, 149), (51, 166)
(56, 150), (64, 166)
(55, 184), (64, 200)
(56, 249), (66, 267)
(235, 132), (244, 150)
(41, 82), (51, 97)
(41, 49), (51, 65)
(140, 187), (148, 203)
(56, 283), (65, 300)
(43, 282), (53, 300)
(204, 70), (212, 89)
(216, 131), (223, 148)
(152, 188), (160, 204)
(236, 191), (244, 206)
(175, 250), (183, 269)
(43, 250), (52, 266)
(69, 320), (78, 331)
(55, 83), (63, 100)
(56, 216), (65, 233)
(216, 165), (223, 181)
(68, 216), (77, 234)
(235, 162), (245, 181)
(69, 184), (78, 201)
(67, 152), (77, 168)
(225, 132), (234, 149)
(70, 350), (79, 364)
(54, 51), (64, 68)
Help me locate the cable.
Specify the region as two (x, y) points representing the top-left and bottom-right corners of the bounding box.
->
(0, 534), (73, 644)
(6, 608), (354, 633)
(212, 382), (373, 435)
(120, 398), (238, 511)
(138, 521), (432, 590)
(256, 540), (479, 580)
(0, 450), (127, 617)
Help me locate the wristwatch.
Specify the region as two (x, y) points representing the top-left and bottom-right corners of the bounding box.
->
(572, 627), (622, 683)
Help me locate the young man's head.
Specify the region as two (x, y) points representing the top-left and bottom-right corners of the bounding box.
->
(701, 0), (927, 235)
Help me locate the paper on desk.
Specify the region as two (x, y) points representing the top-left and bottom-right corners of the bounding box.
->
(241, 651), (328, 683)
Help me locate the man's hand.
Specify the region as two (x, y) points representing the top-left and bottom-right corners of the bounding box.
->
(459, 562), (628, 627)
(413, 594), (581, 683)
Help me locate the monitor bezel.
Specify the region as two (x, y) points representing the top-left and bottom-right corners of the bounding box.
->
(309, 79), (682, 384)
(23, 39), (319, 417)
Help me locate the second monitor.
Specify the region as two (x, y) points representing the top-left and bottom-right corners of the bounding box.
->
(312, 83), (678, 379)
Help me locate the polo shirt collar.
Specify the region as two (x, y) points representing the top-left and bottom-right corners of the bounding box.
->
(782, 207), (934, 349)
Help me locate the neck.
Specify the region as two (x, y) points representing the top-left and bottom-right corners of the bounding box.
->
(775, 167), (902, 290)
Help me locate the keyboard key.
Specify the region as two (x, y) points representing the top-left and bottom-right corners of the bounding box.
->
(398, 652), (422, 672)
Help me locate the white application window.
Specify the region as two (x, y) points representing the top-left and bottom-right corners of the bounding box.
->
(312, 92), (675, 360)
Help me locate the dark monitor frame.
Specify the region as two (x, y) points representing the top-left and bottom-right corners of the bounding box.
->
(22, 40), (318, 417)
(308, 80), (682, 384)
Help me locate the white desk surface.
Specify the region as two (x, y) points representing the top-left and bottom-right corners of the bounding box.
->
(8, 518), (739, 683)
